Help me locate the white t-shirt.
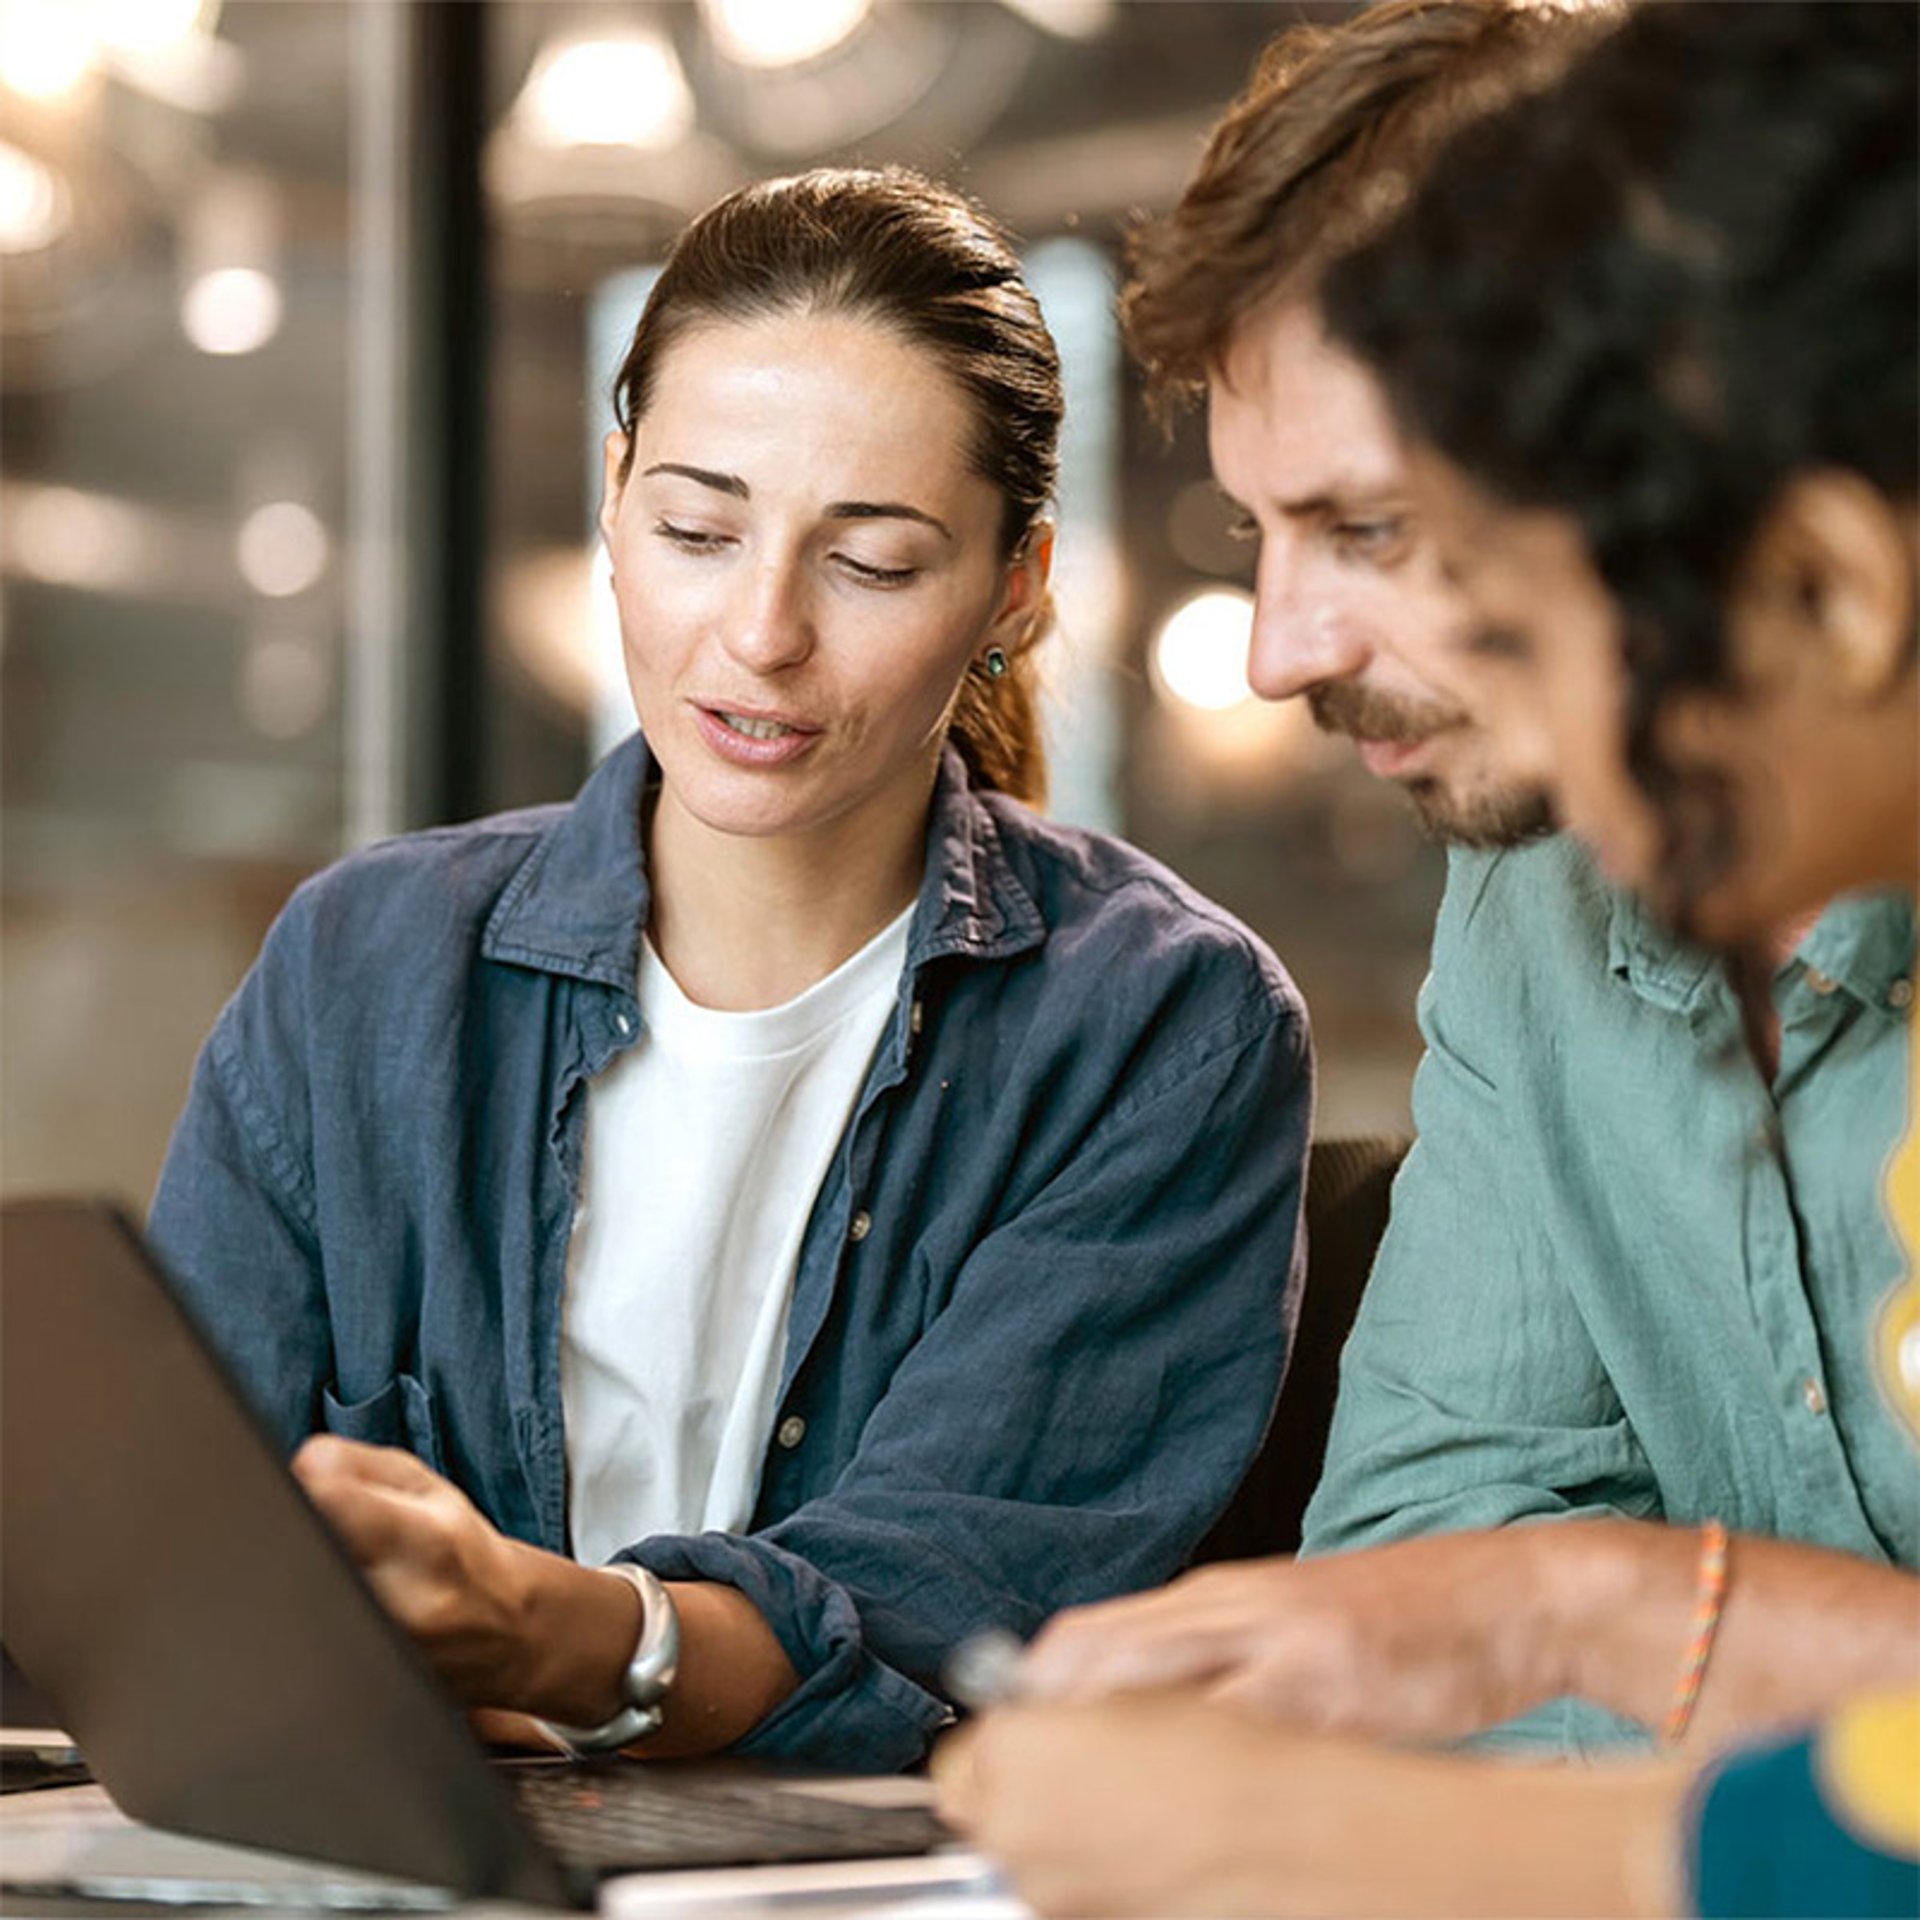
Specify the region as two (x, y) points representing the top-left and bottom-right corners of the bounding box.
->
(560, 907), (913, 1566)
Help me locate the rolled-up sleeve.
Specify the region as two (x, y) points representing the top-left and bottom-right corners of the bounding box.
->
(628, 994), (1312, 1770)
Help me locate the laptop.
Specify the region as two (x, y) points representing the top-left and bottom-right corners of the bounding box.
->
(0, 1199), (950, 1909)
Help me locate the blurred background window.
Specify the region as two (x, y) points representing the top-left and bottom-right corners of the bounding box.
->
(1, 0), (1435, 1216)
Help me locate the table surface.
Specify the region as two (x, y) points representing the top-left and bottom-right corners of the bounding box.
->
(0, 1779), (1024, 1920)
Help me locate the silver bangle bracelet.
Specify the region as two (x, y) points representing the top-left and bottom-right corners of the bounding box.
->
(537, 1562), (681, 1757)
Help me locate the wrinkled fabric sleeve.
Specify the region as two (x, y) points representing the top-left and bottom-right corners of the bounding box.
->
(1300, 850), (1657, 1757)
(626, 994), (1311, 1770)
(147, 893), (333, 1456)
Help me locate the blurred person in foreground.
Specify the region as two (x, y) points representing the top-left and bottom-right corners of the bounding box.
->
(941, 4), (1917, 1911)
(979, 0), (1917, 1761)
(147, 166), (1310, 1771)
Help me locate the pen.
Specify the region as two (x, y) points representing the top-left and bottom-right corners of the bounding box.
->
(942, 1628), (1028, 1713)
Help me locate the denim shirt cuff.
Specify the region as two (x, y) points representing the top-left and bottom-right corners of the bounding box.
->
(621, 1532), (952, 1771)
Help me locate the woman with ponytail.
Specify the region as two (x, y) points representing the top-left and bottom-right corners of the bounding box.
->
(151, 167), (1310, 1771)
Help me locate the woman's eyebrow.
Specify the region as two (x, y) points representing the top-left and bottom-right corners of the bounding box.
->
(643, 462), (953, 542)
(825, 500), (952, 541)
(642, 461), (749, 498)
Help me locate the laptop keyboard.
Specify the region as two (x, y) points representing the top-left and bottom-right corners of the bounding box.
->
(505, 1761), (951, 1872)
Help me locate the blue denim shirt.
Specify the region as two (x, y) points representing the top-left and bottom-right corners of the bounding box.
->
(150, 735), (1311, 1769)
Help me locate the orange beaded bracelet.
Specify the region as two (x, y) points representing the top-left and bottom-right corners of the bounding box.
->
(1661, 1518), (1730, 1747)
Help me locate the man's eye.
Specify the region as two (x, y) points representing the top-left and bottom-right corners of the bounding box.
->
(1463, 623), (1533, 662)
(835, 554), (919, 588)
(654, 521), (729, 553)
(1225, 513), (1260, 544)
(1332, 518), (1409, 563)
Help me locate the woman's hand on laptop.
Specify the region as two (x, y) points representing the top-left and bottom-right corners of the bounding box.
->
(290, 1436), (800, 1753)
(291, 1435), (644, 1725)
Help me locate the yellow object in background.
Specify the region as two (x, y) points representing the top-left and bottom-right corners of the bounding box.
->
(1874, 1007), (1919, 1446)
(1818, 1691), (1920, 1858)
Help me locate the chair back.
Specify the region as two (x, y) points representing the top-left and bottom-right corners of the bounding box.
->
(1193, 1133), (1410, 1563)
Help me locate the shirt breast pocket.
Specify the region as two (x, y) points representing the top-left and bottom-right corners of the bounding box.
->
(319, 1371), (447, 1478)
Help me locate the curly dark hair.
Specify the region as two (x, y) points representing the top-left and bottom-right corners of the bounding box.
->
(1323, 0), (1918, 924)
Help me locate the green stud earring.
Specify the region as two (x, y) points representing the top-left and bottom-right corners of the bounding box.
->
(983, 646), (1010, 680)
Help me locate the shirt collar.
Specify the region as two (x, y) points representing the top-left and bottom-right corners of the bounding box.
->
(908, 744), (1047, 968)
(1792, 890), (1916, 1015)
(481, 733), (1045, 990)
(481, 730), (654, 991)
(1607, 879), (1916, 1019)
(1605, 888), (1721, 1016)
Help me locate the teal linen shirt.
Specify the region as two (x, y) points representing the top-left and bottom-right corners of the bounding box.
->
(1301, 835), (1915, 1751)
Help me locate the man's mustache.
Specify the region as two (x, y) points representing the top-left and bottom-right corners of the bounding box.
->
(1307, 681), (1463, 746)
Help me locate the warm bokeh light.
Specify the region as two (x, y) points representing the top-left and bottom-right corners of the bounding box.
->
(181, 266), (282, 356)
(516, 34), (695, 150)
(0, 0), (95, 98)
(235, 501), (328, 598)
(8, 485), (146, 589)
(1150, 587), (1256, 713)
(701, 0), (873, 70)
(93, 0), (206, 58)
(0, 138), (69, 253)
(0, 0), (216, 98)
(998, 0), (1117, 39)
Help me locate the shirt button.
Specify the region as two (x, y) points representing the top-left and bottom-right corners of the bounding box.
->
(1890, 978), (1914, 1010)
(1804, 967), (1838, 996)
(615, 1011), (634, 1036)
(910, 999), (925, 1036)
(776, 1415), (807, 1450)
(848, 1209), (872, 1243)
(1802, 1376), (1828, 1416)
